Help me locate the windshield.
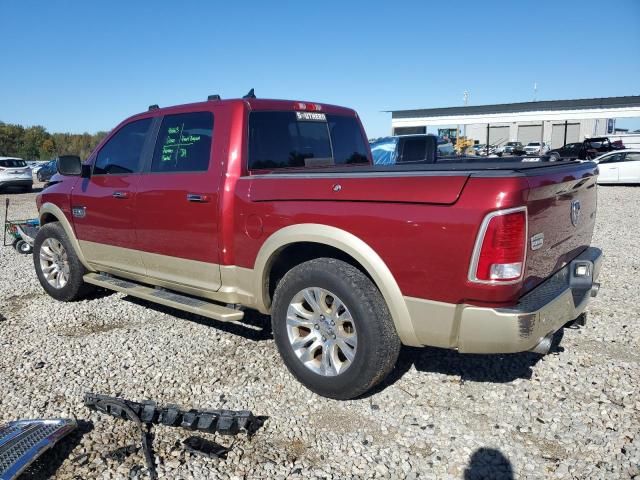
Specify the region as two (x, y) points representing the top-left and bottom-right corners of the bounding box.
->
(371, 138), (399, 165)
(527, 143), (540, 147)
(0, 159), (27, 168)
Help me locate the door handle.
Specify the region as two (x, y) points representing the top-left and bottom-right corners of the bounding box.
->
(112, 191), (129, 199)
(187, 193), (211, 203)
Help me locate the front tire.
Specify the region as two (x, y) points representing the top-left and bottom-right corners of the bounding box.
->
(271, 258), (401, 400)
(33, 222), (94, 301)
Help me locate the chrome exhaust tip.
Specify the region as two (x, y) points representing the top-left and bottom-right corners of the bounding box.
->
(530, 334), (553, 355)
(591, 282), (600, 297)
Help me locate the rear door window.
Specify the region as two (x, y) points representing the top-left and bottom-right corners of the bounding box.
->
(248, 111), (369, 170)
(151, 111), (214, 173)
(94, 118), (152, 175)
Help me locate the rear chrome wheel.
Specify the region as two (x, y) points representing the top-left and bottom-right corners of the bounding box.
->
(271, 258), (401, 400)
(286, 287), (357, 377)
(39, 238), (70, 288)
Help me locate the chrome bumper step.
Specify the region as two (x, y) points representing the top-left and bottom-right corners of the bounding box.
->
(83, 273), (244, 322)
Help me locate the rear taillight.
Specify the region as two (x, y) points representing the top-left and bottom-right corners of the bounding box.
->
(469, 207), (527, 283)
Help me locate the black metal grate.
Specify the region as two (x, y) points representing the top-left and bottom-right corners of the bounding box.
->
(0, 419), (76, 478)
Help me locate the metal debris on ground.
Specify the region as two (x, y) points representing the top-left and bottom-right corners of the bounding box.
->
(0, 418), (76, 480)
(84, 393), (259, 435)
(84, 395), (157, 480)
(182, 436), (232, 459)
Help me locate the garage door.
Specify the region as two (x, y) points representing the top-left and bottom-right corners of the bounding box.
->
(551, 123), (580, 148)
(393, 126), (426, 136)
(489, 126), (509, 146)
(518, 125), (542, 145)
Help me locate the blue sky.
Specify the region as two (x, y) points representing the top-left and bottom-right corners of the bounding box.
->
(2, 0), (639, 137)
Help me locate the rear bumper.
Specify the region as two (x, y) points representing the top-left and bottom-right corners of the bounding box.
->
(404, 247), (603, 353)
(0, 179), (33, 188)
(456, 247), (602, 353)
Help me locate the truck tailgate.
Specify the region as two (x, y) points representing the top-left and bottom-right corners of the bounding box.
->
(522, 162), (598, 293)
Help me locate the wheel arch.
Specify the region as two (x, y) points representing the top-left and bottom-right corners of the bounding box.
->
(38, 202), (92, 270)
(253, 224), (420, 346)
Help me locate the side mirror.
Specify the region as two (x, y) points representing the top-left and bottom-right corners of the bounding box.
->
(81, 164), (92, 179)
(57, 155), (82, 176)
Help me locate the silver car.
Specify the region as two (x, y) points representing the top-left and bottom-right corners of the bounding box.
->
(0, 157), (33, 192)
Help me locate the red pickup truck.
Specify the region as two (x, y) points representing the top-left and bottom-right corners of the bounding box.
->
(34, 96), (602, 399)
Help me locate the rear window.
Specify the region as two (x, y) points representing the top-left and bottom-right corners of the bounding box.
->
(248, 111), (369, 170)
(0, 159), (27, 168)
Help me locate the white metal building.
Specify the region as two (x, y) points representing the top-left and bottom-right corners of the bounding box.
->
(390, 96), (640, 148)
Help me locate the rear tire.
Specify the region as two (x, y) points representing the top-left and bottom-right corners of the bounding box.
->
(33, 222), (95, 301)
(271, 258), (401, 400)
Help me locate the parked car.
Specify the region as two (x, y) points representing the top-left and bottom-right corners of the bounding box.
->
(547, 142), (584, 161)
(0, 157), (33, 192)
(37, 160), (57, 183)
(524, 142), (549, 156)
(477, 144), (500, 156)
(583, 137), (622, 159)
(471, 143), (485, 154)
(501, 141), (525, 155)
(595, 149), (640, 184)
(548, 137), (624, 161)
(30, 161), (49, 174)
(34, 95), (602, 399)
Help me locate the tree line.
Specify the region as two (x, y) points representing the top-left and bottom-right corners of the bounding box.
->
(0, 121), (108, 161)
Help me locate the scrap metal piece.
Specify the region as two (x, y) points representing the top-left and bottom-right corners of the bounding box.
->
(84, 396), (157, 480)
(182, 436), (230, 459)
(84, 393), (258, 435)
(0, 418), (77, 480)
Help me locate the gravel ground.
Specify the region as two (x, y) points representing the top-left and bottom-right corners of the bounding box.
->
(1, 183), (639, 480)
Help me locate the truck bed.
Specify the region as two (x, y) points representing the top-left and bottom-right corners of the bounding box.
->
(254, 158), (592, 176)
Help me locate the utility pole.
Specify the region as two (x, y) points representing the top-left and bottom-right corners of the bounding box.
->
(463, 91), (469, 137)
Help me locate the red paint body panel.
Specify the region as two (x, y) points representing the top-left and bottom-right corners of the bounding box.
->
(248, 174), (469, 205)
(37, 98), (599, 309)
(71, 174), (140, 249)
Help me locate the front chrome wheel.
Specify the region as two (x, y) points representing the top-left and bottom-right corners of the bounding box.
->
(39, 238), (70, 289)
(286, 287), (358, 377)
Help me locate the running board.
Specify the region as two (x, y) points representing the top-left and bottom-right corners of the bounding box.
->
(83, 273), (244, 322)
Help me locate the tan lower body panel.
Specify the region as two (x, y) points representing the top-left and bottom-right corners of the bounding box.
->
(79, 241), (146, 276)
(80, 240), (221, 291)
(78, 240), (258, 307)
(403, 296), (460, 349)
